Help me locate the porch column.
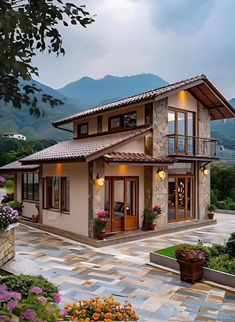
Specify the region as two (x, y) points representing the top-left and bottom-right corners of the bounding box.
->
(13, 172), (17, 201)
(38, 166), (43, 224)
(152, 98), (168, 227)
(88, 158), (105, 237)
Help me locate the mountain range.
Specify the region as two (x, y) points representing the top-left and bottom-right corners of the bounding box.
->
(0, 73), (234, 147)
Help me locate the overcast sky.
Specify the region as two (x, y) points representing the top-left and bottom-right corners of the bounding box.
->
(34, 0), (235, 98)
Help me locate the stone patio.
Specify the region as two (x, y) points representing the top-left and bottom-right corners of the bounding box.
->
(2, 213), (235, 321)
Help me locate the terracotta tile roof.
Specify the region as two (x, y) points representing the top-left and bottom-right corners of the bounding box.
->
(21, 127), (152, 164)
(53, 75), (207, 126)
(0, 161), (39, 172)
(103, 152), (173, 164)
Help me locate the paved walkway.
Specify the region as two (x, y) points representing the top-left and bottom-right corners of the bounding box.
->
(3, 214), (235, 321)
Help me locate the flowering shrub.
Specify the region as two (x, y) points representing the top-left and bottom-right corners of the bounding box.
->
(94, 210), (108, 233)
(0, 205), (20, 230)
(64, 296), (139, 321)
(144, 205), (162, 226)
(0, 176), (6, 185)
(1, 193), (14, 204)
(175, 247), (206, 263)
(0, 284), (62, 322)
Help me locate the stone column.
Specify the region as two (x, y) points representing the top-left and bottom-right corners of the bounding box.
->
(152, 98), (169, 228)
(198, 102), (211, 219)
(88, 158), (105, 237)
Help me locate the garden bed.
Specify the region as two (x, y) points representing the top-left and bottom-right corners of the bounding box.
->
(150, 244), (235, 288)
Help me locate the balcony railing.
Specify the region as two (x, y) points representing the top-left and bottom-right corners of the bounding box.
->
(167, 134), (217, 157)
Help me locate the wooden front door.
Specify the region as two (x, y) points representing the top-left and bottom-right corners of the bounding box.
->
(168, 175), (195, 222)
(105, 177), (139, 232)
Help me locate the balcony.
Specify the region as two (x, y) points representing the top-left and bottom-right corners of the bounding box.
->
(167, 134), (217, 158)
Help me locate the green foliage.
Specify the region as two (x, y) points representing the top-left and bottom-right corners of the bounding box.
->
(0, 274), (58, 299)
(207, 254), (235, 274)
(211, 164), (235, 210)
(154, 244), (186, 258)
(226, 232), (235, 257)
(208, 204), (216, 213)
(0, 0), (94, 115)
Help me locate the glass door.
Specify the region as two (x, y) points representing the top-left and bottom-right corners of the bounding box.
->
(112, 179), (125, 232)
(124, 178), (138, 231)
(168, 176), (194, 222)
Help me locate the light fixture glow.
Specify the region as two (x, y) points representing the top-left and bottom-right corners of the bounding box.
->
(96, 177), (105, 186)
(156, 169), (166, 181)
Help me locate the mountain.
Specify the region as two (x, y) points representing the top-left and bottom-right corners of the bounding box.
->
(0, 79), (83, 141)
(58, 74), (168, 107)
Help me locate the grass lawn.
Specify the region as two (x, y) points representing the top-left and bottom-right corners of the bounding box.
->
(154, 244), (187, 258)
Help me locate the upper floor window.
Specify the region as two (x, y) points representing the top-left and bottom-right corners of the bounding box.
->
(22, 173), (39, 201)
(77, 123), (88, 138)
(109, 112), (137, 131)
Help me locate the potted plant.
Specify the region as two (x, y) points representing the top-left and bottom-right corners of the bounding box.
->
(7, 200), (24, 216)
(207, 204), (216, 219)
(175, 246), (206, 283)
(94, 210), (108, 240)
(144, 205), (162, 230)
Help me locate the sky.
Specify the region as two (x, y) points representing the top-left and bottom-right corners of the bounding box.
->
(34, 0), (235, 98)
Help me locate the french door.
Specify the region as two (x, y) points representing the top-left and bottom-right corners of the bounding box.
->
(168, 175), (195, 222)
(105, 177), (139, 232)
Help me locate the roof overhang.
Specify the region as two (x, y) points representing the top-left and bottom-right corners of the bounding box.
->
(0, 161), (39, 173)
(170, 155), (219, 162)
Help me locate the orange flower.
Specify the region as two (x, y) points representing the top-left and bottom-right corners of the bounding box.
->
(117, 312), (123, 320)
(104, 312), (114, 319)
(93, 313), (100, 320)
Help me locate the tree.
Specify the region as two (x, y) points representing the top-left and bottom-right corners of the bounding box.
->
(0, 0), (94, 116)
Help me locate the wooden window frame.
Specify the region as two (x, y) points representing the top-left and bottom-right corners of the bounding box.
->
(22, 173), (39, 202)
(77, 122), (89, 138)
(108, 111), (137, 132)
(43, 176), (70, 214)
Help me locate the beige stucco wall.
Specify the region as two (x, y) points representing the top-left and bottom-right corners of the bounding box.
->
(42, 163), (89, 236)
(105, 164), (145, 227)
(16, 173), (38, 219)
(73, 118), (97, 138)
(168, 91), (197, 112)
(114, 138), (145, 153)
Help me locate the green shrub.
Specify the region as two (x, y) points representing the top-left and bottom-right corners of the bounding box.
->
(5, 178), (14, 189)
(226, 232), (235, 257)
(216, 200), (229, 209)
(207, 254), (235, 274)
(0, 274), (58, 299)
(208, 204), (216, 213)
(208, 243), (227, 256)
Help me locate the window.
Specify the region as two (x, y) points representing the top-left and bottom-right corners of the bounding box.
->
(44, 177), (70, 213)
(109, 112), (137, 131)
(22, 173), (39, 201)
(77, 123), (88, 137)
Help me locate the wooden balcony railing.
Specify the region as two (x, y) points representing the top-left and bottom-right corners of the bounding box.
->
(167, 134), (217, 157)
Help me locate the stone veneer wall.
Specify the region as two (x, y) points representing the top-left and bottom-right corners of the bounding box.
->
(198, 102), (211, 219)
(0, 228), (15, 266)
(152, 98), (169, 228)
(88, 159), (105, 237)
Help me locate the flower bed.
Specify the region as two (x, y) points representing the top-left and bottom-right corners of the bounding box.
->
(0, 279), (139, 321)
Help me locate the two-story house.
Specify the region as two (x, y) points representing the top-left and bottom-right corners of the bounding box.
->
(1, 75), (234, 243)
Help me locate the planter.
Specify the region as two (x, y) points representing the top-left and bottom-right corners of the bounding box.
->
(97, 232), (105, 240)
(177, 259), (205, 283)
(208, 212), (214, 219)
(148, 224), (156, 230)
(32, 215), (39, 223)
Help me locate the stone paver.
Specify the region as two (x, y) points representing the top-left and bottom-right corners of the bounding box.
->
(3, 214), (235, 321)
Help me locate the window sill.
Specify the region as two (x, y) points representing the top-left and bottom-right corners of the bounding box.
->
(43, 208), (70, 215)
(22, 199), (39, 204)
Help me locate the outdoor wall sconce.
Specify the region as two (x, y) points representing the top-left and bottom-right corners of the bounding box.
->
(95, 174), (105, 186)
(156, 169), (166, 181)
(201, 166), (209, 177)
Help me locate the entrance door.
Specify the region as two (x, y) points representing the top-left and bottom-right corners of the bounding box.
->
(168, 176), (194, 222)
(105, 177), (139, 232)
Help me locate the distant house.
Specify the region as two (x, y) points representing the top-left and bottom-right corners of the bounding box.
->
(1, 133), (26, 141)
(1, 75), (234, 243)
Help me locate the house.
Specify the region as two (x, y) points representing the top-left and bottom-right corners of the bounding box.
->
(1, 75), (234, 242)
(1, 133), (26, 141)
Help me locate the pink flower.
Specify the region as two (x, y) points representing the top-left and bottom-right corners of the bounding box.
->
(100, 218), (107, 222)
(37, 296), (47, 304)
(29, 287), (43, 295)
(0, 285), (7, 292)
(7, 300), (18, 311)
(22, 309), (36, 320)
(53, 293), (61, 304)
(97, 210), (107, 217)
(60, 309), (68, 317)
(10, 292), (21, 300)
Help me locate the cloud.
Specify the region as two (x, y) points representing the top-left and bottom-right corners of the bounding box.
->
(34, 0), (235, 98)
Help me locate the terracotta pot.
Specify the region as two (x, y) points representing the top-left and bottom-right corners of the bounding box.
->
(208, 212), (214, 220)
(97, 232), (105, 240)
(148, 224), (156, 230)
(177, 259), (205, 283)
(32, 215), (39, 223)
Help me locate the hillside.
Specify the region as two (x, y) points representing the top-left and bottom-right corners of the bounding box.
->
(58, 74), (168, 107)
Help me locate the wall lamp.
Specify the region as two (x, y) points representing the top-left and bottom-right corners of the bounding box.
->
(156, 169), (166, 181)
(201, 166), (209, 177)
(95, 174), (105, 186)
